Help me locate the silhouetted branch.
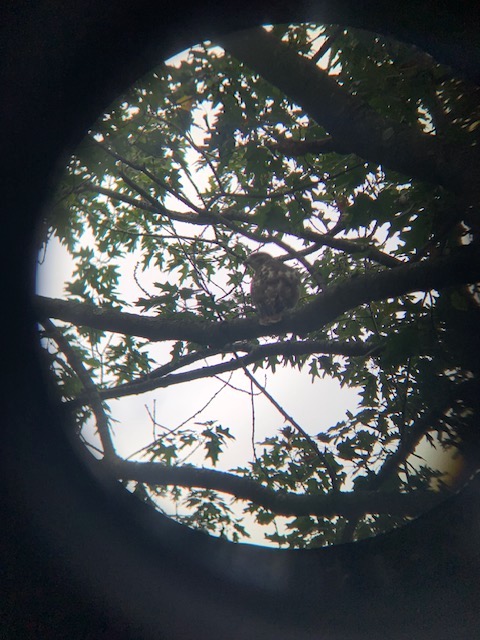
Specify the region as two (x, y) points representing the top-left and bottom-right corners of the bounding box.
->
(218, 27), (479, 196)
(40, 318), (118, 460)
(35, 244), (480, 347)
(68, 338), (379, 407)
(108, 458), (446, 518)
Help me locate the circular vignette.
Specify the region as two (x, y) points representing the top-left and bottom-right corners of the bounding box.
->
(2, 2), (480, 639)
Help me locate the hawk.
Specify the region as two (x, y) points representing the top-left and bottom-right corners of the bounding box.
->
(246, 252), (301, 325)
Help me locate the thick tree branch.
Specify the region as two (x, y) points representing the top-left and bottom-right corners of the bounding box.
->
(108, 459), (445, 518)
(218, 28), (479, 197)
(35, 244), (480, 347)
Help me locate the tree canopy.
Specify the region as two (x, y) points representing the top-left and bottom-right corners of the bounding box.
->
(37, 23), (480, 548)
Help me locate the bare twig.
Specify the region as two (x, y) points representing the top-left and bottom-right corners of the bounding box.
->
(238, 361), (340, 491)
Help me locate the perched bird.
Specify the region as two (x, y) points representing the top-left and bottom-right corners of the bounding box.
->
(246, 252), (301, 325)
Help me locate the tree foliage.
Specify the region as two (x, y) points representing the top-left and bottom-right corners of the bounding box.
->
(37, 24), (480, 548)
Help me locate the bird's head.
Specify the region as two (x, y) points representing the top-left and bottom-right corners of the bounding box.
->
(245, 252), (276, 271)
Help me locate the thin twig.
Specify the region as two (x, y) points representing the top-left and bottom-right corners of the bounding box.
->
(238, 360), (339, 491)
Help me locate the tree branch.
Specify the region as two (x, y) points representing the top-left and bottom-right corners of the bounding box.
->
(35, 244), (480, 347)
(68, 338), (378, 407)
(239, 362), (340, 491)
(340, 387), (468, 542)
(107, 458), (445, 518)
(40, 319), (118, 460)
(82, 174), (403, 270)
(218, 27), (479, 196)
